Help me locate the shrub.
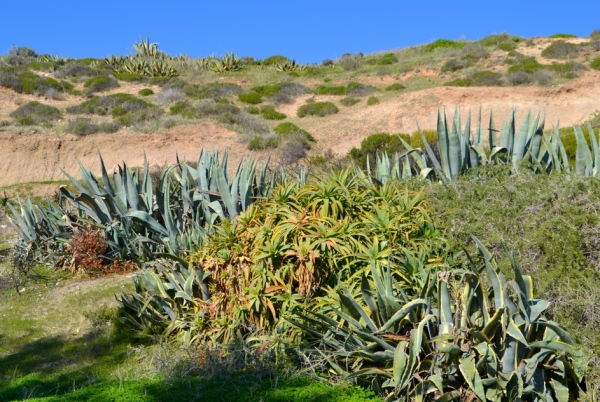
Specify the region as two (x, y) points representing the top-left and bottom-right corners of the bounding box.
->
(247, 135), (279, 150)
(366, 96), (379, 105)
(170, 100), (196, 118)
(238, 91), (263, 104)
(1, 71), (71, 95)
(9, 46), (37, 58)
(252, 83), (284, 97)
(83, 75), (119, 92)
(591, 58), (600, 71)
(541, 40), (580, 59)
(377, 53), (397, 65)
(445, 70), (503, 87)
(66, 117), (119, 135)
(506, 70), (532, 85)
(460, 43), (490, 61)
(321, 59), (334, 66)
(441, 58), (468, 73)
(10, 101), (61, 125)
(54, 63), (95, 78)
(384, 83), (405, 91)
(277, 139), (308, 165)
(312, 85), (347, 95)
(346, 81), (376, 96)
(260, 105), (286, 120)
(156, 87), (186, 104)
(68, 93), (153, 115)
(507, 56), (544, 74)
(274, 122), (315, 142)
(498, 42), (517, 51)
(340, 97), (360, 106)
(245, 106), (260, 114)
(261, 55), (289, 65)
(547, 61), (585, 78)
(478, 33), (523, 47)
(532, 69), (554, 84)
(550, 33), (577, 38)
(198, 82), (243, 100)
(348, 132), (410, 167)
(297, 102), (338, 117)
(114, 72), (145, 82)
(424, 39), (466, 51)
(591, 30), (600, 40)
(138, 88), (154, 96)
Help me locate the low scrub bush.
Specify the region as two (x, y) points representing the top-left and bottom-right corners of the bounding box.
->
(424, 39), (466, 51)
(348, 132), (410, 167)
(274, 121), (315, 142)
(346, 81), (376, 96)
(0, 71), (72, 95)
(591, 57), (600, 71)
(591, 29), (600, 40)
(138, 88), (154, 96)
(10, 101), (61, 125)
(366, 96), (379, 105)
(441, 58), (468, 72)
(507, 56), (544, 74)
(384, 82), (405, 91)
(66, 117), (119, 135)
(377, 52), (397, 65)
(198, 82), (243, 100)
(445, 70), (503, 86)
(67, 93), (161, 127)
(247, 134), (279, 150)
(114, 72), (145, 82)
(478, 33), (523, 47)
(238, 91), (263, 104)
(297, 101), (338, 117)
(550, 33), (577, 38)
(261, 55), (289, 65)
(155, 87), (186, 104)
(460, 43), (490, 61)
(498, 42), (517, 51)
(506, 70), (532, 85)
(340, 97), (360, 106)
(169, 100), (196, 118)
(541, 40), (580, 59)
(83, 75), (119, 92)
(312, 85), (346, 95)
(54, 63), (95, 78)
(260, 105), (286, 120)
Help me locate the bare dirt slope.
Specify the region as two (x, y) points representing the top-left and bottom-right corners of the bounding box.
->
(0, 69), (598, 187)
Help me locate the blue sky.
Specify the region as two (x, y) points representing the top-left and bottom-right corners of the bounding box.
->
(2, 1), (599, 63)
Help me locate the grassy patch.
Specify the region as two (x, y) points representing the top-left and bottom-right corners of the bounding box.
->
(66, 117), (119, 135)
(340, 97), (360, 106)
(260, 105), (286, 120)
(138, 88), (154, 96)
(591, 58), (600, 71)
(83, 74), (119, 92)
(445, 70), (503, 87)
(366, 96), (379, 105)
(541, 40), (580, 59)
(424, 39), (465, 51)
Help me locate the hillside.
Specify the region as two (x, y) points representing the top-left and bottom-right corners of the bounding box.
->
(0, 34), (599, 185)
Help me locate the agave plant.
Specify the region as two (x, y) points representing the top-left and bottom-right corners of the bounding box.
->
(8, 149), (277, 266)
(275, 59), (307, 72)
(289, 237), (586, 401)
(133, 36), (160, 58)
(209, 52), (243, 73)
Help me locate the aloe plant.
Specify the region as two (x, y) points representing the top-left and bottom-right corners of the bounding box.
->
(289, 237), (586, 401)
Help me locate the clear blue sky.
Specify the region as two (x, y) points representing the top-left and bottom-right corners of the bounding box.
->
(2, 1), (599, 63)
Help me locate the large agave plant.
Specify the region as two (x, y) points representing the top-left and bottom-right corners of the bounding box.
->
(370, 109), (572, 183)
(8, 149), (277, 266)
(289, 237), (586, 401)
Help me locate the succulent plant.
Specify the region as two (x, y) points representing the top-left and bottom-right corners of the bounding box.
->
(289, 237), (586, 401)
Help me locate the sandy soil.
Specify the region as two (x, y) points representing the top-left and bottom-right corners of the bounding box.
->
(0, 64), (598, 187)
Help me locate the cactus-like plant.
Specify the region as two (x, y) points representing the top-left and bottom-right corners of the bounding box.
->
(289, 237), (586, 401)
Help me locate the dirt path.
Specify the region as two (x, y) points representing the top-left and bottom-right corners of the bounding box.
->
(0, 69), (598, 186)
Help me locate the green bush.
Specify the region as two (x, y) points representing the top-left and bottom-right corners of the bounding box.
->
(238, 91), (263, 104)
(440, 58), (468, 73)
(67, 93), (161, 127)
(312, 85), (347, 95)
(0, 71), (72, 95)
(169, 100), (196, 118)
(260, 105), (286, 120)
(10, 101), (61, 125)
(247, 135), (279, 150)
(507, 56), (544, 74)
(346, 81), (376, 96)
(592, 30), (600, 40)
(274, 122), (315, 142)
(340, 97), (360, 106)
(424, 39), (466, 51)
(445, 70), (503, 87)
(377, 53), (397, 65)
(498, 42), (517, 51)
(297, 101), (339, 117)
(384, 83), (405, 91)
(245, 105), (260, 114)
(66, 117), (119, 135)
(348, 132), (410, 167)
(261, 55), (289, 65)
(251, 83), (283, 96)
(366, 96), (379, 105)
(550, 33), (577, 38)
(198, 82), (243, 100)
(541, 40), (580, 59)
(478, 33), (523, 47)
(591, 58), (600, 70)
(138, 88), (154, 96)
(114, 72), (145, 82)
(83, 75), (119, 92)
